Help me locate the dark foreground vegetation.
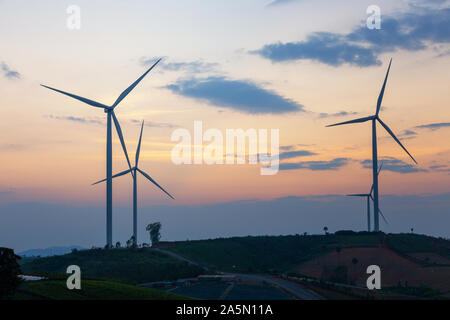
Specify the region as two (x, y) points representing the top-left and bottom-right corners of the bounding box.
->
(164, 232), (450, 273)
(20, 247), (204, 284)
(13, 279), (190, 300)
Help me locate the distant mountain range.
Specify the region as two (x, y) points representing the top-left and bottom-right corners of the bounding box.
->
(18, 245), (85, 257)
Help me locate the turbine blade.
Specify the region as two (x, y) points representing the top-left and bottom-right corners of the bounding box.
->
(378, 118), (418, 164)
(370, 162), (383, 195)
(137, 168), (175, 200)
(347, 194), (369, 197)
(92, 168), (132, 185)
(135, 120), (144, 167)
(326, 115), (375, 127)
(376, 58), (392, 115)
(378, 208), (389, 225)
(111, 111), (134, 176)
(40, 85), (109, 109)
(112, 58), (162, 108)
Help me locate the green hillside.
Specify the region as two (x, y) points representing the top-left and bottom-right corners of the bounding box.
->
(165, 232), (450, 273)
(20, 247), (204, 284)
(14, 280), (190, 300)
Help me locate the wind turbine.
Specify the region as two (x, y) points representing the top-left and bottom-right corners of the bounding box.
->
(41, 59), (162, 247)
(327, 59), (417, 232)
(92, 120), (174, 246)
(347, 164), (388, 231)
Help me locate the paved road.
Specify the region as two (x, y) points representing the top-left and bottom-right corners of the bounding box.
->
(154, 248), (322, 300)
(153, 248), (209, 271)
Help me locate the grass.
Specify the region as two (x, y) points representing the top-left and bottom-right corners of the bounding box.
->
(13, 279), (190, 300)
(387, 234), (450, 258)
(166, 233), (384, 273)
(20, 247), (204, 284)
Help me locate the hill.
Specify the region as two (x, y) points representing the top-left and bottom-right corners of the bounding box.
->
(162, 232), (450, 297)
(163, 233), (450, 273)
(18, 246), (85, 257)
(163, 232), (384, 273)
(20, 247), (204, 284)
(13, 280), (190, 300)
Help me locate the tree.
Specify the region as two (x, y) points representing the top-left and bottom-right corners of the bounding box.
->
(146, 222), (162, 246)
(323, 226), (328, 235)
(115, 241), (121, 248)
(411, 228), (414, 233)
(126, 236), (136, 248)
(0, 247), (22, 299)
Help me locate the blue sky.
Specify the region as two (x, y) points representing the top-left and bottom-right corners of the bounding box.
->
(1, 0), (449, 251)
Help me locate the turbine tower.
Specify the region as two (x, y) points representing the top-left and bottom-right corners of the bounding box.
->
(92, 120), (174, 246)
(41, 59), (161, 247)
(327, 59), (417, 232)
(347, 164), (387, 231)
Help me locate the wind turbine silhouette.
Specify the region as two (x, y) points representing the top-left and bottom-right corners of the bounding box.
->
(347, 163), (388, 231)
(92, 120), (174, 246)
(41, 59), (162, 247)
(327, 59), (416, 232)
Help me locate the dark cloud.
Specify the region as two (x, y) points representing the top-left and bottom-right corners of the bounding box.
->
(279, 157), (349, 171)
(253, 6), (450, 67)
(140, 57), (218, 74)
(253, 32), (380, 67)
(319, 111), (359, 118)
(279, 150), (317, 160)
(361, 158), (426, 174)
(429, 164), (450, 172)
(414, 122), (450, 131)
(280, 145), (294, 151)
(1, 62), (21, 80)
(45, 115), (102, 125)
(267, 0), (297, 6)
(165, 76), (304, 114)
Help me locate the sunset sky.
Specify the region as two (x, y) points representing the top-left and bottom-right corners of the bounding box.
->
(1, 0), (449, 251)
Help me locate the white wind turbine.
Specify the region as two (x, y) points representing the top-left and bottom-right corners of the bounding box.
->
(327, 59), (417, 232)
(92, 120), (174, 246)
(41, 59), (161, 247)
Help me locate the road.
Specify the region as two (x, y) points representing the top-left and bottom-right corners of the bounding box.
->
(153, 248), (322, 300)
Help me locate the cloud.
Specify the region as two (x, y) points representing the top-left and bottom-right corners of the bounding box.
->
(1, 62), (21, 80)
(140, 57), (218, 74)
(398, 129), (418, 141)
(360, 158), (426, 173)
(429, 164), (450, 172)
(45, 115), (102, 125)
(267, 0), (297, 6)
(279, 157), (349, 171)
(414, 122), (450, 131)
(253, 6), (450, 67)
(279, 150), (317, 160)
(253, 32), (381, 67)
(0, 144), (26, 151)
(130, 119), (179, 129)
(165, 76), (304, 114)
(280, 145), (294, 151)
(318, 111), (359, 118)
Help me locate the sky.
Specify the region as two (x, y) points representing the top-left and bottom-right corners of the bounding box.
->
(1, 0), (449, 251)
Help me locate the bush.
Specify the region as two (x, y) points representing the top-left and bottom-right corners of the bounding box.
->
(0, 247), (22, 299)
